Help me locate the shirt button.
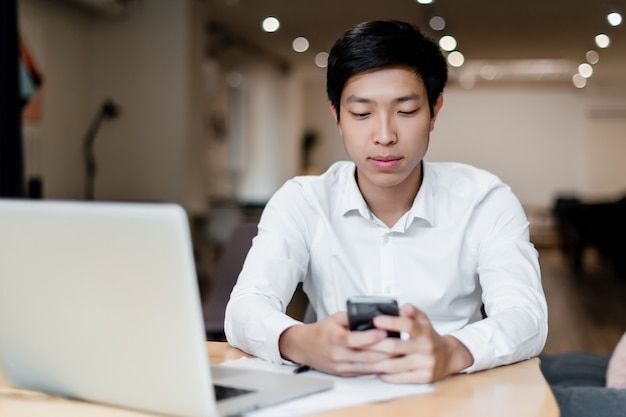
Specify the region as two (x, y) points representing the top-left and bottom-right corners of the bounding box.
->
(383, 236), (389, 244)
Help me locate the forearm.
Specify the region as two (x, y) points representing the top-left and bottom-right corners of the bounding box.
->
(278, 324), (308, 364)
(441, 335), (474, 375)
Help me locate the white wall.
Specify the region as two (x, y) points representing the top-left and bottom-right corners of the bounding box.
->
(232, 66), (303, 204)
(20, 0), (91, 199)
(19, 0), (208, 214)
(302, 73), (347, 172)
(19, 0), (626, 212)
(585, 116), (626, 199)
(428, 87), (587, 207)
(88, 0), (207, 213)
(301, 72), (626, 208)
(202, 54), (304, 205)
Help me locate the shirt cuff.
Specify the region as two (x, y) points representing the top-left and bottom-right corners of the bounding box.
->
(263, 315), (303, 365)
(448, 327), (493, 374)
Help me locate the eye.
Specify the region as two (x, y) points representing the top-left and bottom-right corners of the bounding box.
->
(398, 109), (418, 116)
(350, 112), (370, 119)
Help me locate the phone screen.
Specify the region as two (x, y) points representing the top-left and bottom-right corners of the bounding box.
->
(347, 296), (400, 338)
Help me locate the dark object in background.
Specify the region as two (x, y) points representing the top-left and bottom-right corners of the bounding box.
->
(0, 0), (25, 198)
(83, 98), (120, 200)
(553, 195), (626, 279)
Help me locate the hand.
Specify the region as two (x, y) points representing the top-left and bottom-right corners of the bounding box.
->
(279, 312), (394, 376)
(365, 304), (474, 383)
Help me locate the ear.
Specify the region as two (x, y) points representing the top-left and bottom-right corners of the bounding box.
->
(329, 102), (343, 136)
(329, 102), (339, 123)
(429, 94), (444, 132)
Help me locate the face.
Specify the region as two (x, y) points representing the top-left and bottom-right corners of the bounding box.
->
(332, 65), (443, 198)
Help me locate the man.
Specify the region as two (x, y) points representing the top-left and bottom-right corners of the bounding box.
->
(224, 19), (547, 383)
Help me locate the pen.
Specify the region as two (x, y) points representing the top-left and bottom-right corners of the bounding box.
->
(293, 365), (312, 374)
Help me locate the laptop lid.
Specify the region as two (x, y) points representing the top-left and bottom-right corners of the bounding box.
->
(0, 200), (331, 417)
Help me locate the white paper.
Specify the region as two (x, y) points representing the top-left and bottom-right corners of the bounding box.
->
(218, 357), (434, 417)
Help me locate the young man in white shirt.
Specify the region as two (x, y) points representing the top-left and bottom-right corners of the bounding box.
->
(224, 19), (548, 383)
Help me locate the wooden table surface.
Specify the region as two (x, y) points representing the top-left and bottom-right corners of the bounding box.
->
(0, 342), (559, 417)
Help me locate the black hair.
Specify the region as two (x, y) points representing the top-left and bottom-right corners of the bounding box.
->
(327, 20), (448, 120)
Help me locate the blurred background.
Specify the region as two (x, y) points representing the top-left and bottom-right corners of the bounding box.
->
(10, 0), (626, 354)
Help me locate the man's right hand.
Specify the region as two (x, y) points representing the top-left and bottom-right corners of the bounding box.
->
(278, 312), (392, 376)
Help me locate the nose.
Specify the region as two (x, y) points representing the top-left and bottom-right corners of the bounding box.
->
(374, 113), (397, 145)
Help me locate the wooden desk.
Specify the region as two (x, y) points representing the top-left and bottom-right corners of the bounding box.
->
(0, 342), (559, 417)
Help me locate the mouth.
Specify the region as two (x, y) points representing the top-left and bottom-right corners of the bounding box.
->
(369, 155), (402, 170)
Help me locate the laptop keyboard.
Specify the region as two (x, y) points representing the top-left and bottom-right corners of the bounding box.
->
(213, 384), (255, 401)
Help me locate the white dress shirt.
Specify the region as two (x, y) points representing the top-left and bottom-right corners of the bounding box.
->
(224, 161), (548, 373)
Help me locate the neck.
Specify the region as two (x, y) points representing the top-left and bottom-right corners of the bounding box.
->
(358, 163), (422, 228)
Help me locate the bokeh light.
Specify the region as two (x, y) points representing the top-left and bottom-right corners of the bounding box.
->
(447, 51), (465, 67)
(607, 11), (623, 26)
(292, 37), (309, 53)
(586, 50), (600, 64)
(595, 33), (611, 48)
(578, 63), (593, 78)
(572, 73), (587, 88)
(429, 16), (446, 31)
(262, 16), (280, 32)
(315, 52), (329, 68)
(439, 35), (457, 52)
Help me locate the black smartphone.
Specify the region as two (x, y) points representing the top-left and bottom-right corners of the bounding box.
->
(346, 296), (400, 338)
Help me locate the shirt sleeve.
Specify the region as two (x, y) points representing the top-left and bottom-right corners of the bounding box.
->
(449, 179), (548, 373)
(224, 181), (313, 364)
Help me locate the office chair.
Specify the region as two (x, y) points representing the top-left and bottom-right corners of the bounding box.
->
(203, 220), (258, 340)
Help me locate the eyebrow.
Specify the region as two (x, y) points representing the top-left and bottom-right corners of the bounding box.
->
(345, 93), (421, 104)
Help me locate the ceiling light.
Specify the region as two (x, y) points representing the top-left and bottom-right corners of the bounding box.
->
(315, 52), (329, 68)
(578, 63), (593, 78)
(586, 50), (600, 64)
(480, 65), (498, 81)
(416, 0), (434, 4)
(595, 33), (611, 48)
(262, 17), (280, 32)
(607, 11), (623, 26)
(429, 16), (446, 31)
(292, 37), (310, 53)
(439, 35), (457, 52)
(447, 51), (465, 67)
(572, 73), (587, 88)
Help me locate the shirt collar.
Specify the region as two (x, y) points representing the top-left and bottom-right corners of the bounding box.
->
(407, 160), (436, 227)
(337, 163), (372, 219)
(336, 161), (437, 226)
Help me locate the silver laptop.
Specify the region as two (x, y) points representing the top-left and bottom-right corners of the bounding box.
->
(0, 199), (332, 417)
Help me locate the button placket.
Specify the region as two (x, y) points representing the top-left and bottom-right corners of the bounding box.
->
(380, 232), (394, 296)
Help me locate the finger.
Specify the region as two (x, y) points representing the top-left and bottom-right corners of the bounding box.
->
(344, 348), (392, 365)
(400, 304), (433, 337)
(345, 328), (388, 348)
(364, 353), (436, 380)
(399, 303), (420, 318)
(324, 348), (395, 376)
(400, 304), (431, 330)
(372, 314), (414, 337)
(330, 311), (350, 327)
(366, 329), (439, 359)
